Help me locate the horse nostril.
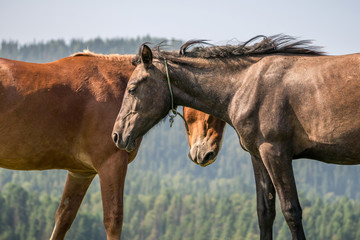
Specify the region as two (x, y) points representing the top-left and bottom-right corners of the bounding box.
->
(112, 132), (119, 144)
(203, 151), (215, 163)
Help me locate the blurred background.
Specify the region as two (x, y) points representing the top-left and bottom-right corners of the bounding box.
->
(1, 1), (360, 239)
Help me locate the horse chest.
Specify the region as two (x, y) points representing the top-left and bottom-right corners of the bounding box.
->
(74, 151), (95, 169)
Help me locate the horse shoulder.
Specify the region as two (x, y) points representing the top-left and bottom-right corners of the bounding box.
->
(230, 56), (299, 151)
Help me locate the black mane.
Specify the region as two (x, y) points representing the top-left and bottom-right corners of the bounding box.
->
(151, 34), (324, 61)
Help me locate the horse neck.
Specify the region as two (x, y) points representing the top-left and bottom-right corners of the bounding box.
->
(163, 57), (254, 123)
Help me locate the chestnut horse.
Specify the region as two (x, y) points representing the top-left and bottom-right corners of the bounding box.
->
(0, 52), (222, 239)
(183, 107), (226, 166)
(113, 35), (360, 240)
(0, 52), (140, 239)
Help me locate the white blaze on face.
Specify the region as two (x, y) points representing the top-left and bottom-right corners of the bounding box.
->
(189, 136), (218, 167)
(189, 137), (202, 163)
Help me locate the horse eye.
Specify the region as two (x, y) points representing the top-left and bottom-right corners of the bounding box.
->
(128, 87), (136, 95)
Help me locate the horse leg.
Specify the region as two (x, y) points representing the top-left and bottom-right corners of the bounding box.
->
(97, 151), (128, 240)
(258, 142), (306, 240)
(50, 171), (95, 240)
(251, 155), (276, 240)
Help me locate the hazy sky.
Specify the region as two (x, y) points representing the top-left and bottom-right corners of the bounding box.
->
(1, 0), (359, 54)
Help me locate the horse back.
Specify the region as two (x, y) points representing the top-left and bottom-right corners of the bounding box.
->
(285, 54), (360, 137)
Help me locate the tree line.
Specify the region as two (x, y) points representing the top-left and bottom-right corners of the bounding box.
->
(0, 36), (183, 63)
(1, 183), (360, 240)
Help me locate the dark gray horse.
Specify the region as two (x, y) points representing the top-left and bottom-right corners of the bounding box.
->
(112, 35), (360, 239)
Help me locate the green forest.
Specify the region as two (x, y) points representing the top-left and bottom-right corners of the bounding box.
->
(1, 37), (360, 239)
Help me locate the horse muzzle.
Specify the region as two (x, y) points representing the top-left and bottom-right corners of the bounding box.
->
(112, 131), (136, 152)
(188, 142), (217, 167)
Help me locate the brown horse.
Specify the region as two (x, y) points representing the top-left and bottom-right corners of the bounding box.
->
(0, 51), (140, 239)
(112, 35), (360, 240)
(0, 51), (221, 239)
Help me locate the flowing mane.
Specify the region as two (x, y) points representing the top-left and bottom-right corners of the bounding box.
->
(146, 35), (324, 63)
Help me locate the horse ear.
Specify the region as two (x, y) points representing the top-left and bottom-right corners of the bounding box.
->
(139, 44), (153, 67)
